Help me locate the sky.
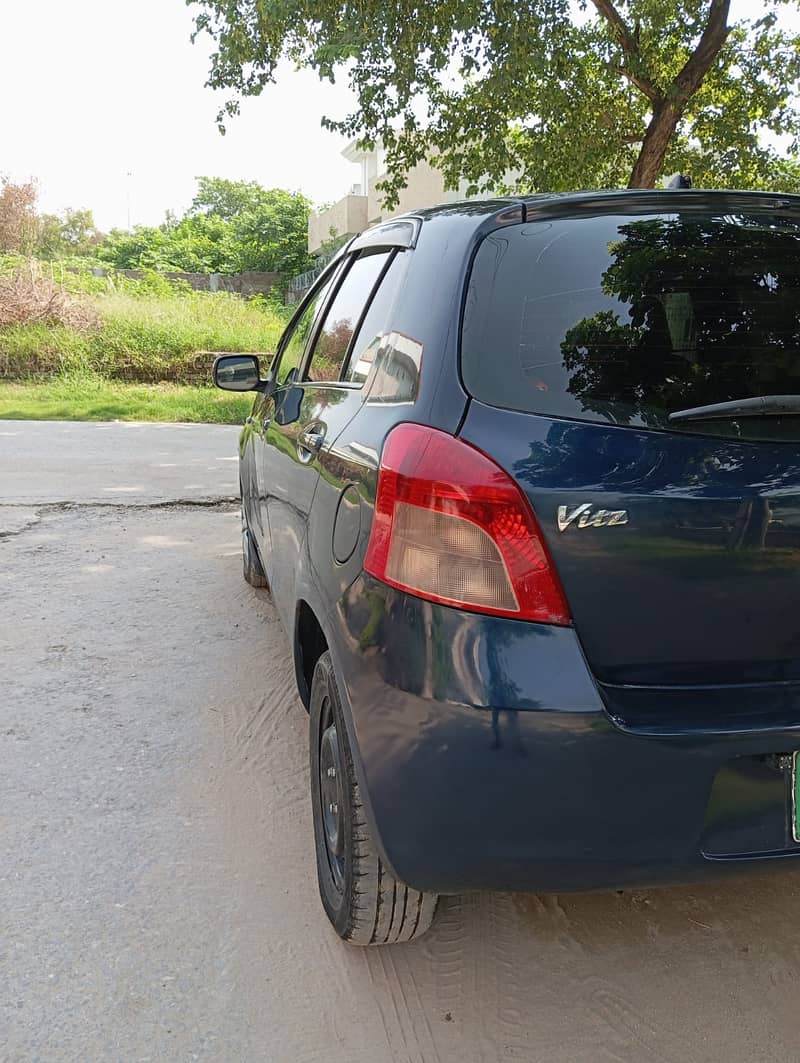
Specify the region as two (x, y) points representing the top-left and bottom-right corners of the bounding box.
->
(1, 0), (359, 230)
(2, 0), (796, 232)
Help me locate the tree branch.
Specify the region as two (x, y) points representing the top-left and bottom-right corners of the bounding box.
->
(593, 0), (660, 103)
(591, 0), (635, 51)
(611, 66), (660, 103)
(627, 0), (731, 188)
(672, 0), (731, 104)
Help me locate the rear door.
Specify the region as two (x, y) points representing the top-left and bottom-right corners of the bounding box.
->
(253, 268), (338, 562)
(261, 248), (398, 623)
(306, 247), (417, 607)
(459, 199), (800, 695)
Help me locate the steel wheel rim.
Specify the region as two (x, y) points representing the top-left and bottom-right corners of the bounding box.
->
(319, 696), (345, 893)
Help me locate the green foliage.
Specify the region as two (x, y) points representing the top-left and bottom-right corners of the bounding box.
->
(190, 0), (800, 195)
(119, 270), (193, 299)
(97, 225), (169, 270)
(0, 374), (252, 424)
(0, 255), (193, 298)
(36, 208), (102, 259)
(0, 175), (103, 259)
(248, 287), (294, 323)
(98, 177), (314, 279)
(0, 286), (286, 383)
(190, 175), (262, 218)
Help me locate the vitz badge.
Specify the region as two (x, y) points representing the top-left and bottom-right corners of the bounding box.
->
(557, 503), (628, 532)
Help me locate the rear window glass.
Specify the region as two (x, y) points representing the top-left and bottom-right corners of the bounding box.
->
(461, 210), (800, 441)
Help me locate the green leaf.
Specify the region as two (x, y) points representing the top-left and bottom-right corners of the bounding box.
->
(188, 0), (800, 199)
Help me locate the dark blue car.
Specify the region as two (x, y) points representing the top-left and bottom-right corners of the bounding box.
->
(214, 189), (800, 945)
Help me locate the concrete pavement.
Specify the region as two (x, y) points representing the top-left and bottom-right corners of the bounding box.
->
(4, 420), (800, 1063)
(0, 420), (240, 507)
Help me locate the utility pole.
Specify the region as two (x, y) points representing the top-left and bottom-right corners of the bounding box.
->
(125, 171), (133, 231)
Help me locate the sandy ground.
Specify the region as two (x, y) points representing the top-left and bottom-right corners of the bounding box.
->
(4, 421), (800, 1062)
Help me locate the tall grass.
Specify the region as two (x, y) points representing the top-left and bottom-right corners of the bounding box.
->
(0, 261), (292, 424)
(0, 287), (287, 383)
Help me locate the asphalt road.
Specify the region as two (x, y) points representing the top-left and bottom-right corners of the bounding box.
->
(4, 420), (800, 1062)
(0, 420), (240, 507)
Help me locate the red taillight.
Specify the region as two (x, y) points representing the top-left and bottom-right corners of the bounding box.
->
(363, 423), (570, 625)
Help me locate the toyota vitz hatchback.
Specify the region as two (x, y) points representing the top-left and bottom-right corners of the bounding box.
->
(214, 190), (800, 945)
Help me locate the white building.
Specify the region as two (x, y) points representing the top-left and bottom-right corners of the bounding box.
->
(307, 141), (489, 256)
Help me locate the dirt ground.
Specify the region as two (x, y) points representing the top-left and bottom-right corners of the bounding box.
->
(4, 423), (800, 1062)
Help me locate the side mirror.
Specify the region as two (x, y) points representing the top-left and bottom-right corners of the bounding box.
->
(212, 354), (264, 392)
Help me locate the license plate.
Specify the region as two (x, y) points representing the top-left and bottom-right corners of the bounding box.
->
(794, 753), (800, 843)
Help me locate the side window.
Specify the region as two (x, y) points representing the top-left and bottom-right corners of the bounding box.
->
(306, 251), (391, 382)
(275, 273), (335, 385)
(343, 251), (409, 385)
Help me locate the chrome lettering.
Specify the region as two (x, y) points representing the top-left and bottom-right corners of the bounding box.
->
(557, 504), (628, 532)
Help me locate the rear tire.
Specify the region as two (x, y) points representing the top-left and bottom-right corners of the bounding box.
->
(241, 503), (268, 589)
(309, 651), (439, 945)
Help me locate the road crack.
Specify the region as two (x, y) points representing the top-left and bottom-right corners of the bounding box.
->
(0, 497), (238, 539)
(0, 508), (41, 540)
(4, 497), (239, 511)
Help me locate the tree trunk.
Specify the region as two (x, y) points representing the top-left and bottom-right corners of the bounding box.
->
(628, 101), (681, 188)
(605, 0), (732, 188)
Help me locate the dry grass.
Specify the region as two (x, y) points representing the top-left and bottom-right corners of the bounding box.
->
(0, 275), (285, 383)
(0, 261), (98, 330)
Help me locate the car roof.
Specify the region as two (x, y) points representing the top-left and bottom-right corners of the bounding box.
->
(407, 188), (800, 226)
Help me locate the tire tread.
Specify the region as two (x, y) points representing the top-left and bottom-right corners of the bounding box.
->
(241, 504), (268, 589)
(311, 652), (438, 946)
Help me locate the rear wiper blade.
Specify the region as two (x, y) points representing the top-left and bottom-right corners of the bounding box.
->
(669, 395), (800, 423)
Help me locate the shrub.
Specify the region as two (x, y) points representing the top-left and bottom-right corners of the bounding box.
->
(0, 260), (98, 330)
(0, 178), (38, 254)
(0, 278), (287, 384)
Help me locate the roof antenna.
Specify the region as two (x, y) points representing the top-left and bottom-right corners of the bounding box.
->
(667, 173), (693, 189)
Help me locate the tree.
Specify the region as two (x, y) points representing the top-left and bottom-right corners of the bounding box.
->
(0, 177), (102, 259)
(188, 179), (314, 276)
(190, 0), (800, 201)
(36, 208), (103, 258)
(0, 177), (39, 254)
(97, 225), (172, 270)
(98, 178), (313, 278)
(189, 176), (266, 219)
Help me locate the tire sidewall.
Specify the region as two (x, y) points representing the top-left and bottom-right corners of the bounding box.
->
(309, 652), (356, 937)
(242, 522), (258, 578)
(240, 494), (267, 588)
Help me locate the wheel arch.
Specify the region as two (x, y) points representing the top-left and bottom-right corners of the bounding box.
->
(293, 593), (402, 882)
(294, 599), (329, 710)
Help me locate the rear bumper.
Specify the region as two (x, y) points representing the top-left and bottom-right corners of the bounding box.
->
(332, 575), (800, 894)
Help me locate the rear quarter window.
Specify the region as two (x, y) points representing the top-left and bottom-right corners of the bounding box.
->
(461, 210), (800, 442)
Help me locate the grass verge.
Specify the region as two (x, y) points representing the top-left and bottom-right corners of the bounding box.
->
(0, 376), (253, 424)
(0, 287), (287, 383)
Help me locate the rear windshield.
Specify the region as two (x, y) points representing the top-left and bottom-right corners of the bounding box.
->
(461, 210), (800, 441)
